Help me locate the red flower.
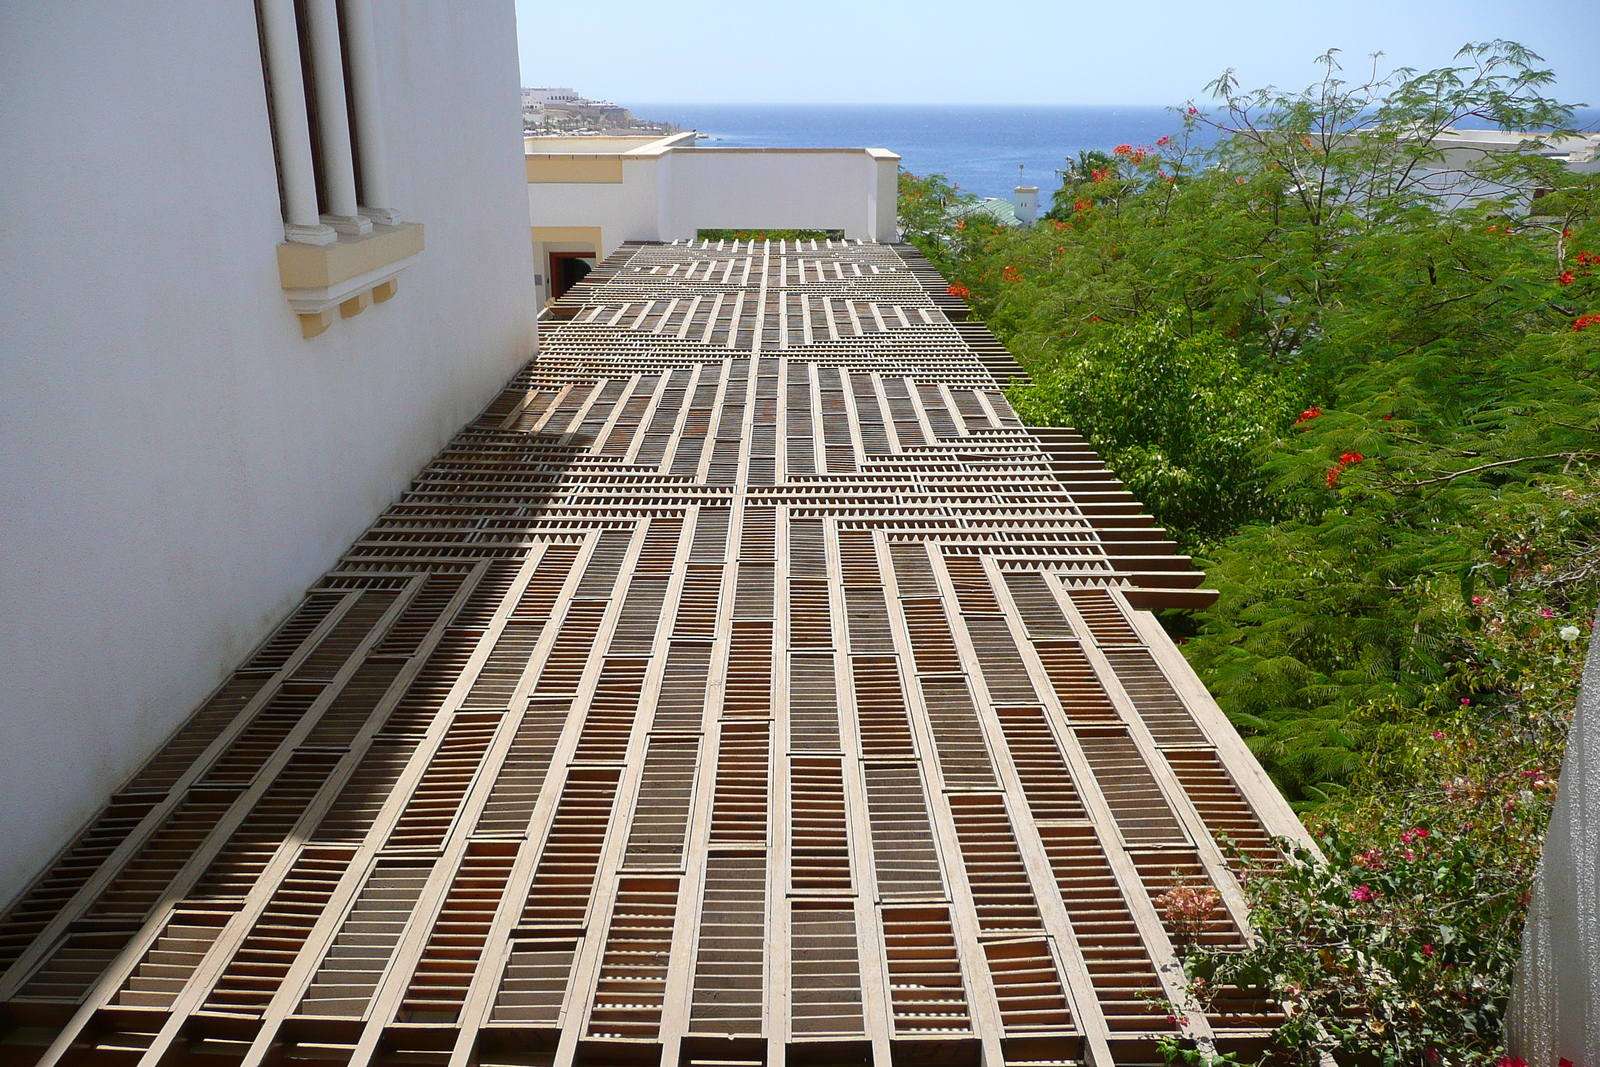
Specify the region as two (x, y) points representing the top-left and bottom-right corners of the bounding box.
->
(1560, 270), (1576, 285)
(1187, 106), (1199, 115)
(1574, 314), (1600, 332)
(1073, 198), (1093, 212)
(1090, 169), (1108, 184)
(946, 283), (970, 299)
(1499, 1058), (1529, 1067)
(1112, 144), (1133, 157)
(1382, 414), (1393, 420)
(1351, 884), (1376, 902)
(1326, 450), (1364, 487)
(1578, 251), (1590, 264)
(1400, 827), (1430, 844)
(1423, 944), (1436, 958)
(1088, 316), (1101, 323)
(1156, 135), (1172, 147)
(955, 219), (967, 230)
(1001, 265), (1022, 283)
(1294, 406), (1322, 424)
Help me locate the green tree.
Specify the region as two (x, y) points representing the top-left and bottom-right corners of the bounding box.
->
(1008, 317), (1299, 546)
(896, 169), (974, 255)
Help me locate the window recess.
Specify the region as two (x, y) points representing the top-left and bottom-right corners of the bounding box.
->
(256, 0), (422, 337)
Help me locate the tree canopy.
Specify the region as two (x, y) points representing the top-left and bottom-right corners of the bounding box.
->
(904, 41), (1600, 1063)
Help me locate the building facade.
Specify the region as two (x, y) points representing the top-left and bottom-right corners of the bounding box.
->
(0, 2), (536, 909)
(526, 134), (901, 307)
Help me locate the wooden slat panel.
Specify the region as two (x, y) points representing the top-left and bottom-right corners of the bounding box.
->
(0, 240), (1300, 1067)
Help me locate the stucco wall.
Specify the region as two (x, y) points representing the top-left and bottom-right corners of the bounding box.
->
(658, 149), (897, 240)
(0, 1), (535, 907)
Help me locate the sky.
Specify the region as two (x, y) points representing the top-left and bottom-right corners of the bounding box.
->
(513, 0), (1600, 110)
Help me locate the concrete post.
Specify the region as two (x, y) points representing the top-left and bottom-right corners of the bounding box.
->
(258, 0), (335, 245)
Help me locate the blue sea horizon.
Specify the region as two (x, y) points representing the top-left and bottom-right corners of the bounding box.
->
(629, 103), (1189, 201)
(628, 102), (1600, 203)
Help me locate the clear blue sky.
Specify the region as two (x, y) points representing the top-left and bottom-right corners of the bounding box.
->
(513, 0), (1599, 111)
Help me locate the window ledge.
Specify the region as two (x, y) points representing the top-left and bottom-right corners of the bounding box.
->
(278, 221), (424, 337)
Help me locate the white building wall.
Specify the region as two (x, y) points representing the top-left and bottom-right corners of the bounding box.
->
(658, 149), (891, 239)
(0, 1), (535, 907)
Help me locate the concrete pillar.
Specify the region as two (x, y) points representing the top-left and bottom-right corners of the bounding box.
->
(305, 0), (371, 234)
(1509, 609), (1600, 1065)
(258, 0), (335, 245)
(340, 0), (400, 225)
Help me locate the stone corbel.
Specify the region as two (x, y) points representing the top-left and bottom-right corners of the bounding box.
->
(278, 221), (423, 337)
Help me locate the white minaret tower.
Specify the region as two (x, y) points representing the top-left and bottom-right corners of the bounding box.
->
(1015, 163), (1039, 226)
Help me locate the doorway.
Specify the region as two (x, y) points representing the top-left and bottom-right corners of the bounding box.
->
(549, 252), (595, 301)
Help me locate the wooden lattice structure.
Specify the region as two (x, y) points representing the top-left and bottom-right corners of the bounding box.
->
(0, 240), (1309, 1067)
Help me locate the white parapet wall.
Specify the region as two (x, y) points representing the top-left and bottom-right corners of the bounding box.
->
(0, 1), (536, 907)
(655, 146), (901, 242)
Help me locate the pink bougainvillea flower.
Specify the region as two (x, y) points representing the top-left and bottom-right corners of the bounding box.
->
(1433, 731), (1445, 740)
(1351, 885), (1376, 903)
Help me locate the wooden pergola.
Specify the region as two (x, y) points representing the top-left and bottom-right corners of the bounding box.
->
(0, 240), (1310, 1067)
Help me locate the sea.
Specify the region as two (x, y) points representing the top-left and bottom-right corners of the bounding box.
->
(632, 103), (1205, 201)
(628, 103), (1600, 203)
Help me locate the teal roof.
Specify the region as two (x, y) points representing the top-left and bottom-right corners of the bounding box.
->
(948, 197), (1021, 227)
